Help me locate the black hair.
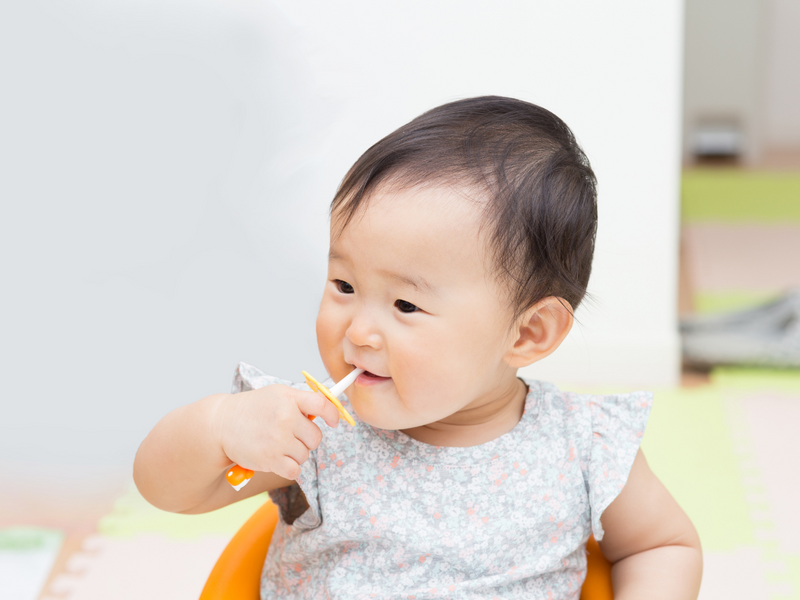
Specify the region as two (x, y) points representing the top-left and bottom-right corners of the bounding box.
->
(330, 96), (598, 322)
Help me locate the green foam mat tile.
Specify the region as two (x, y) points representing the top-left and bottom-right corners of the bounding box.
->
(783, 556), (800, 599)
(693, 290), (783, 315)
(712, 368), (800, 394)
(641, 386), (757, 552)
(0, 528), (64, 600)
(98, 485), (269, 539)
(0, 527), (63, 552)
(682, 169), (800, 222)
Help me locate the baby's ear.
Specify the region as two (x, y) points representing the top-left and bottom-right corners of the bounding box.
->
(504, 297), (574, 368)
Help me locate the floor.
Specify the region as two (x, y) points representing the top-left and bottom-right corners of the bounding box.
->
(3, 165), (800, 600)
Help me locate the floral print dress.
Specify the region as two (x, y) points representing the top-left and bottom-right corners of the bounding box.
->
(231, 362), (652, 600)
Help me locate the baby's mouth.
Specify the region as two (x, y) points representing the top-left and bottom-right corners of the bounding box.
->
(362, 370), (389, 379)
(354, 368), (391, 384)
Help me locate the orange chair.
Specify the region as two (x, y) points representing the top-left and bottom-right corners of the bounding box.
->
(200, 501), (613, 600)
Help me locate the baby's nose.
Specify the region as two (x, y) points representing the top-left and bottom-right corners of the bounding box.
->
(344, 310), (383, 349)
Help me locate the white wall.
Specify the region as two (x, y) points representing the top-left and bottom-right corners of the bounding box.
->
(682, 0), (765, 162)
(763, 0), (800, 148)
(683, 0), (800, 160)
(0, 0), (683, 469)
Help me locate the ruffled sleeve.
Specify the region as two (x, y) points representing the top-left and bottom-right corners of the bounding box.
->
(583, 390), (653, 540)
(230, 362), (322, 530)
(231, 361), (296, 393)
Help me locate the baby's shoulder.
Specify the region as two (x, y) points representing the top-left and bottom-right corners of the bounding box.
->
(523, 378), (654, 443)
(524, 378), (593, 421)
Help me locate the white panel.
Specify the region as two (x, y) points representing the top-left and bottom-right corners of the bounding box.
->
(682, 0), (764, 162)
(0, 0), (683, 466)
(763, 0), (800, 148)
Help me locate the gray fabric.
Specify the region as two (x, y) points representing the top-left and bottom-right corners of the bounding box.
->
(681, 290), (800, 368)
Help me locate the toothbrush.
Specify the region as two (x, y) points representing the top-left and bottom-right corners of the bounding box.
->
(226, 367), (363, 490)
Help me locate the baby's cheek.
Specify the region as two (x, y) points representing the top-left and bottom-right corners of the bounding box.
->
(316, 305), (344, 364)
(398, 366), (455, 413)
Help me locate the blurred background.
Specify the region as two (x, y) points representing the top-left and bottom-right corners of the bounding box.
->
(0, 1), (798, 599)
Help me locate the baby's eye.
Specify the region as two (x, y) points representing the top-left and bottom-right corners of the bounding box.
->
(394, 299), (419, 313)
(335, 280), (354, 294)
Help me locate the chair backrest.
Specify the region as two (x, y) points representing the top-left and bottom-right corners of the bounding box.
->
(200, 500), (613, 600)
(582, 535), (613, 600)
(200, 501), (279, 600)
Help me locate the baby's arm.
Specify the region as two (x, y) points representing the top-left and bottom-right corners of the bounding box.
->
(598, 449), (702, 599)
(133, 385), (340, 514)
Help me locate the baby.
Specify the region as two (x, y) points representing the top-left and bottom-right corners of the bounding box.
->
(134, 96), (702, 599)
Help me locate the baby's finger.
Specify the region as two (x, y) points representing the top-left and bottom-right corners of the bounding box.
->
(295, 390), (341, 428)
(294, 416), (324, 452)
(283, 438), (311, 468)
(271, 455), (303, 481)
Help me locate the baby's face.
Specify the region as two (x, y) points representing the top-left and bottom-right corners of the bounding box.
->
(316, 184), (523, 431)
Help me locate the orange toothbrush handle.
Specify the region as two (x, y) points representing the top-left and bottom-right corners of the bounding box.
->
(227, 464), (255, 491)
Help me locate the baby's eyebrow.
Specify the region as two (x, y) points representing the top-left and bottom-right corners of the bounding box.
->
(378, 269), (437, 295)
(328, 250), (437, 295)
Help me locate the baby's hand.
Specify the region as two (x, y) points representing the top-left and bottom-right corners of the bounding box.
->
(217, 384), (340, 481)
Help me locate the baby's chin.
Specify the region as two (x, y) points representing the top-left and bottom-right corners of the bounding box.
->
(346, 392), (421, 431)
(348, 404), (405, 431)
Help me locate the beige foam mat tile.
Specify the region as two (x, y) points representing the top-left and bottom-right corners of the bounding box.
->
(683, 224), (800, 292)
(699, 548), (772, 600)
(40, 534), (229, 600)
(741, 392), (800, 556)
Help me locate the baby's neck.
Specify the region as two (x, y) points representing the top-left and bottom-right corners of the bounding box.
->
(399, 377), (528, 447)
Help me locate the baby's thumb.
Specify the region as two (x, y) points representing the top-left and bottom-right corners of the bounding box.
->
(295, 389), (340, 427)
